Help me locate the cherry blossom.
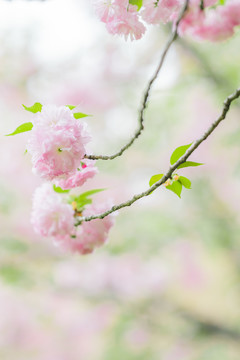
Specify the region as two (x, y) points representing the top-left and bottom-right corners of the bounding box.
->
(141, 0), (181, 25)
(27, 105), (91, 181)
(94, 0), (240, 43)
(179, 0), (240, 41)
(31, 183), (75, 238)
(56, 202), (115, 255)
(94, 0), (146, 40)
(53, 159), (98, 190)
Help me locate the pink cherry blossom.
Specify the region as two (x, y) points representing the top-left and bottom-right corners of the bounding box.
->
(57, 202), (115, 255)
(34, 104), (77, 128)
(193, 11), (234, 41)
(93, 0), (116, 23)
(31, 183), (75, 237)
(141, 0), (181, 25)
(179, 0), (240, 42)
(94, 0), (240, 42)
(177, 6), (205, 37)
(222, 0), (240, 27)
(93, 0), (130, 23)
(27, 105), (91, 181)
(53, 159), (98, 190)
(94, 0), (146, 40)
(197, 0), (240, 41)
(106, 5), (146, 41)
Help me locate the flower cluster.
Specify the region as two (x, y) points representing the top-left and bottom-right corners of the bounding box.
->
(31, 183), (115, 255)
(94, 0), (240, 42)
(18, 103), (115, 255)
(178, 0), (240, 41)
(94, 0), (146, 40)
(27, 105), (95, 185)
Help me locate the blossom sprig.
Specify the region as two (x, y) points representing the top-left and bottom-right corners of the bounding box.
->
(93, 0), (240, 42)
(6, 0), (240, 255)
(76, 88), (240, 224)
(6, 102), (117, 255)
(6, 91), (240, 254)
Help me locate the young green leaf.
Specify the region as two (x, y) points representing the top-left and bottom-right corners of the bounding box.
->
(177, 161), (203, 170)
(53, 185), (70, 194)
(73, 112), (90, 119)
(166, 180), (182, 198)
(68, 189), (106, 212)
(5, 122), (33, 136)
(66, 105), (76, 110)
(170, 143), (192, 165)
(75, 198), (92, 211)
(22, 102), (42, 113)
(129, 0), (143, 10)
(149, 174), (164, 187)
(77, 188), (105, 199)
(65, 105), (91, 118)
(179, 176), (191, 189)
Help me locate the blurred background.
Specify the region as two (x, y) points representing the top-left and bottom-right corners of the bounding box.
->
(0, 0), (240, 359)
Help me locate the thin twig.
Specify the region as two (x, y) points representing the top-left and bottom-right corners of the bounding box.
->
(76, 88), (240, 224)
(84, 0), (189, 161)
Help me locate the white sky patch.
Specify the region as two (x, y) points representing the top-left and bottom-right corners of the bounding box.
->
(0, 0), (179, 86)
(0, 0), (102, 64)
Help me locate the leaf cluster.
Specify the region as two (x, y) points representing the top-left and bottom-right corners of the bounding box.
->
(149, 143), (203, 198)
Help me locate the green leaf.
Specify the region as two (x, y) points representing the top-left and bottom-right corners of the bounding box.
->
(177, 161), (203, 170)
(129, 0), (143, 10)
(65, 105), (90, 118)
(179, 176), (191, 189)
(5, 122), (33, 136)
(78, 188), (105, 199)
(53, 185), (70, 194)
(22, 102), (42, 113)
(170, 143), (192, 165)
(149, 174), (164, 187)
(218, 0), (226, 5)
(166, 180), (182, 198)
(66, 105), (76, 110)
(69, 189), (105, 212)
(73, 112), (90, 119)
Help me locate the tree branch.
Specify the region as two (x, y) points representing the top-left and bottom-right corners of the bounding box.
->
(84, 0), (189, 161)
(77, 87), (240, 224)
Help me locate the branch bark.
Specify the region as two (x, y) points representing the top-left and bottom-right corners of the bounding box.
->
(84, 0), (189, 161)
(77, 87), (240, 224)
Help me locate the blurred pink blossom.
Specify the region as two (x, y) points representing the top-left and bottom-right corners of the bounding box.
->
(94, 0), (146, 40)
(179, 0), (240, 41)
(95, 0), (240, 42)
(106, 5), (146, 41)
(57, 201), (115, 255)
(31, 183), (75, 237)
(141, 0), (181, 25)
